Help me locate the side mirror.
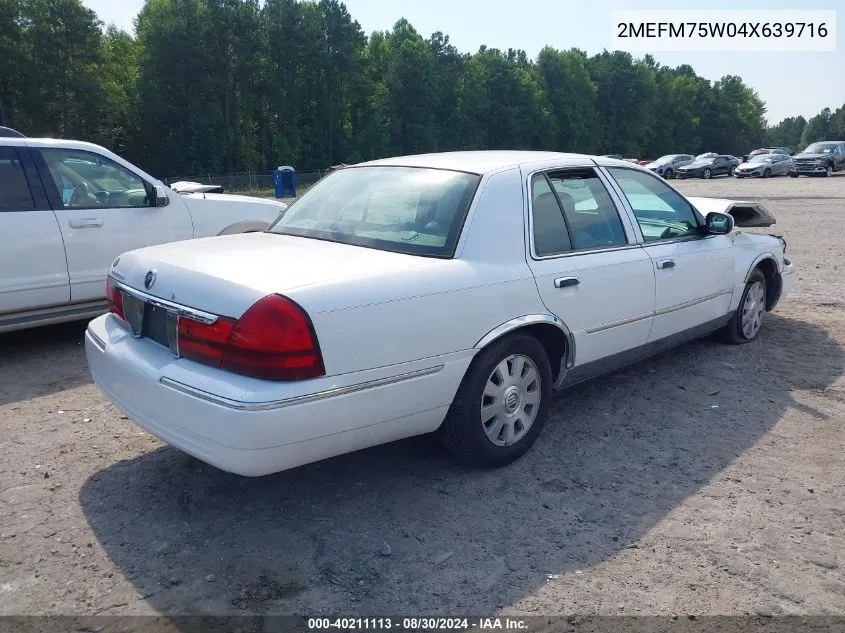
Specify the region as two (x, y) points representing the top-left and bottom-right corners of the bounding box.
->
(153, 184), (170, 207)
(705, 211), (734, 235)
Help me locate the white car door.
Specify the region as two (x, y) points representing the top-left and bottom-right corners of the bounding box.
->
(605, 166), (734, 343)
(32, 146), (194, 303)
(525, 166), (656, 367)
(0, 145), (69, 315)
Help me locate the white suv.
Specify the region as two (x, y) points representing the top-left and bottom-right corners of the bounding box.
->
(0, 134), (287, 332)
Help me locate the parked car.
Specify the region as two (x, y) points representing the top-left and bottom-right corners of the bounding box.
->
(676, 154), (740, 179)
(85, 150), (794, 477)
(789, 141), (845, 177)
(734, 153), (794, 178)
(748, 147), (793, 160)
(644, 154), (695, 179)
(169, 180), (226, 194)
(0, 135), (287, 333)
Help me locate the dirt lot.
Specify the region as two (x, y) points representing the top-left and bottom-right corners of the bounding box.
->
(1, 175), (843, 620)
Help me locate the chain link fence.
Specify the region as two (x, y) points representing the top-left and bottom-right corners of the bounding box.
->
(162, 169), (326, 199)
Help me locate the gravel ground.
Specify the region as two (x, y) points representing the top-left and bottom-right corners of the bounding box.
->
(0, 174), (843, 620)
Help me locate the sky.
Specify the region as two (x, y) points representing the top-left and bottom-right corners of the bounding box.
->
(81, 0), (844, 125)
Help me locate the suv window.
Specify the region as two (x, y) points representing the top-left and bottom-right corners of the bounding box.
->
(0, 147), (35, 211)
(531, 169), (628, 256)
(607, 167), (701, 242)
(36, 148), (151, 209)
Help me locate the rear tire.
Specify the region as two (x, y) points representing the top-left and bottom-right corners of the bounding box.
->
(439, 333), (552, 467)
(720, 270), (767, 345)
(789, 172), (798, 178)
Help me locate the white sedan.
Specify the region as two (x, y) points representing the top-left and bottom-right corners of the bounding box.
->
(84, 151), (795, 476)
(0, 136), (286, 332)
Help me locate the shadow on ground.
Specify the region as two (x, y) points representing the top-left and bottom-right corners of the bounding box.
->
(0, 320), (92, 406)
(79, 314), (843, 617)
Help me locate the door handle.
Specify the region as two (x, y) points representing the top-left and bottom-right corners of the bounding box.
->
(69, 217), (104, 229)
(554, 277), (580, 288)
(656, 259), (675, 270)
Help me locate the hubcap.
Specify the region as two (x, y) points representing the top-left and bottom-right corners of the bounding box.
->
(741, 281), (766, 339)
(704, 169), (711, 179)
(481, 354), (541, 447)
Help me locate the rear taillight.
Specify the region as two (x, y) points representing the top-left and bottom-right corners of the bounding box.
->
(106, 277), (125, 321)
(178, 294), (325, 381)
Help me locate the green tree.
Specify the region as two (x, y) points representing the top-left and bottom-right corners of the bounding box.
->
(96, 26), (140, 155)
(536, 47), (599, 153)
(800, 108), (834, 147)
(18, 0), (103, 138)
(457, 47), (553, 150)
(765, 116), (806, 150)
(586, 51), (657, 156)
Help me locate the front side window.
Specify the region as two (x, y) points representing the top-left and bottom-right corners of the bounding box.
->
(0, 147), (35, 211)
(608, 167), (701, 242)
(37, 148), (151, 209)
(266, 166), (480, 257)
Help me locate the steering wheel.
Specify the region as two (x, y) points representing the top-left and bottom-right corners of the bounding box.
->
(660, 227), (673, 240)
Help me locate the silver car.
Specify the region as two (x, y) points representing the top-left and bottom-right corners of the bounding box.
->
(734, 153), (794, 178)
(644, 154), (695, 179)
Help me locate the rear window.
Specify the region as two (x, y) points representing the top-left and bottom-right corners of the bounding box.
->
(0, 147), (35, 211)
(266, 166), (480, 257)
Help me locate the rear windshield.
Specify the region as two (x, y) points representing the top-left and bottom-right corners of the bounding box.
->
(266, 166), (480, 257)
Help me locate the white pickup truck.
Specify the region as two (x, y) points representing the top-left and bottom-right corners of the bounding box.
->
(0, 136), (287, 332)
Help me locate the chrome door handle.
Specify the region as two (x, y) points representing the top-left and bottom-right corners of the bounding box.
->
(554, 277), (580, 288)
(656, 259), (675, 269)
(69, 218), (104, 229)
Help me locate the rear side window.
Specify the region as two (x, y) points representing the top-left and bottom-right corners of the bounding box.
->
(0, 147), (35, 211)
(531, 168), (628, 256)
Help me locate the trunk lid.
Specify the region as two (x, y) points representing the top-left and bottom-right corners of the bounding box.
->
(109, 232), (437, 318)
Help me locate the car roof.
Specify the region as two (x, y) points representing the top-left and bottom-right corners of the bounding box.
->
(355, 150), (600, 175)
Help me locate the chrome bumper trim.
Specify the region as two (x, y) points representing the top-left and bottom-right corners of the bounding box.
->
(159, 365), (445, 411)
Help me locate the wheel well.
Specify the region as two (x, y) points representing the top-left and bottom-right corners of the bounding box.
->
(512, 323), (568, 383)
(753, 258), (781, 310)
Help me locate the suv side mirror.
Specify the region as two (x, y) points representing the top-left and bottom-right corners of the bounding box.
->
(705, 211), (734, 235)
(153, 184), (170, 207)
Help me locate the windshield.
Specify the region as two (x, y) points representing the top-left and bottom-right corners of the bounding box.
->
(803, 142), (837, 154)
(266, 166), (480, 257)
(653, 155), (679, 164)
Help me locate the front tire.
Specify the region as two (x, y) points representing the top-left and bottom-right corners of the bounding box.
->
(439, 333), (552, 467)
(663, 168), (674, 179)
(825, 164), (834, 177)
(720, 270), (767, 345)
(702, 168), (712, 179)
(789, 172), (798, 178)
(763, 168), (771, 178)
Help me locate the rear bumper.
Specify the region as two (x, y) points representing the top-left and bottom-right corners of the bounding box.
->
(85, 314), (470, 476)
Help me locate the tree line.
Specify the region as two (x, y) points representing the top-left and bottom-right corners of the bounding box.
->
(2, 0), (845, 178)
